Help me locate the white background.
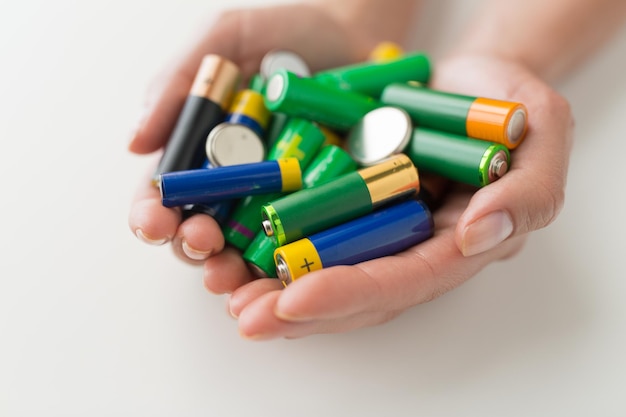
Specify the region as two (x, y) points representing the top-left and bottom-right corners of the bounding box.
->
(1, 0), (625, 416)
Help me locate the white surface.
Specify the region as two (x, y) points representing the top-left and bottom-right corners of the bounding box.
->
(1, 1), (625, 416)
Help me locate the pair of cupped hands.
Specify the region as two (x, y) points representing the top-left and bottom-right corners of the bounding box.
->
(128, 4), (573, 340)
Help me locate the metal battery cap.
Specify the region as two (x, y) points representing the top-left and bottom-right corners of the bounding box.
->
(275, 254), (292, 286)
(346, 106), (413, 166)
(260, 49), (311, 81)
(205, 122), (265, 167)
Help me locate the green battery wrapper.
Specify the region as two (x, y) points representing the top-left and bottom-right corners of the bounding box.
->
(223, 118), (326, 251)
(265, 118), (325, 161)
(264, 69), (381, 131)
(248, 73), (266, 94)
(264, 112), (290, 150)
(302, 145), (358, 187)
(380, 83), (472, 136)
(243, 232), (279, 278)
(314, 52), (431, 98)
(224, 193), (281, 251)
(408, 127), (510, 187)
(263, 172), (373, 246)
(243, 144), (357, 277)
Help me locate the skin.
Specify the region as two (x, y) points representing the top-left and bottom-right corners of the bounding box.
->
(128, 0), (626, 339)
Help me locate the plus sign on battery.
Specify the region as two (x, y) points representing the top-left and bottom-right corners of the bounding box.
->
(300, 258), (315, 271)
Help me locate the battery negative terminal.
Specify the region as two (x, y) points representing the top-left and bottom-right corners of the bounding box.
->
(489, 150), (509, 181)
(275, 254), (291, 286)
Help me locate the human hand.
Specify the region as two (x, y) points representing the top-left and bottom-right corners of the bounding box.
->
(127, 2), (381, 263)
(220, 54), (573, 340)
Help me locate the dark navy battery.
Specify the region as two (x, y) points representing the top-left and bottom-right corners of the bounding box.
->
(160, 158), (302, 208)
(274, 198), (434, 285)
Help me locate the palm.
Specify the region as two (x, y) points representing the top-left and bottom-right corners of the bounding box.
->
(224, 54), (573, 339)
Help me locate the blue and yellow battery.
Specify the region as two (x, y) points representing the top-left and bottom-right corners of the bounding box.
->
(261, 153), (420, 247)
(407, 127), (511, 188)
(152, 54), (241, 184)
(223, 89), (271, 139)
(222, 118), (327, 251)
(263, 68), (382, 132)
(313, 51), (430, 99)
(159, 158), (302, 208)
(243, 144), (358, 278)
(380, 82), (528, 149)
(274, 198), (434, 286)
(183, 122), (267, 225)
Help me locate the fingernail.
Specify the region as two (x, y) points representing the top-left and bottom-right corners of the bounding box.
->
(238, 329), (273, 341)
(274, 309), (303, 322)
(228, 306), (239, 319)
(182, 240), (212, 261)
(135, 228), (169, 246)
(274, 306), (314, 323)
(460, 211), (513, 256)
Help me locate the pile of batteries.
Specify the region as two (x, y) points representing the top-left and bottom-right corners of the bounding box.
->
(154, 43), (528, 286)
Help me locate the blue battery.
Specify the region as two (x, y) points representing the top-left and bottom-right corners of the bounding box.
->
(160, 158), (302, 208)
(274, 198), (434, 285)
(223, 89), (271, 139)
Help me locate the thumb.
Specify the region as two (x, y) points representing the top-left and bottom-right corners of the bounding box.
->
(456, 87), (574, 257)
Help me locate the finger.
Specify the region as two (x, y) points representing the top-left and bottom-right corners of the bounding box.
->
(170, 213), (225, 263)
(273, 224), (526, 323)
(229, 278), (283, 318)
(432, 56), (573, 257)
(202, 246), (256, 294)
(128, 158), (181, 245)
(237, 290), (404, 340)
(455, 80), (573, 256)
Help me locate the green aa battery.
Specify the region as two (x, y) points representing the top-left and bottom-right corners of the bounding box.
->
(248, 73), (266, 94)
(222, 118), (326, 251)
(263, 68), (382, 131)
(264, 112), (290, 150)
(313, 51), (431, 99)
(261, 154), (419, 246)
(380, 82), (528, 149)
(301, 145), (358, 187)
(243, 144), (358, 277)
(407, 127), (511, 187)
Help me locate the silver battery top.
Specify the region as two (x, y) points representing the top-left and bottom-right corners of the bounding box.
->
(205, 123), (266, 167)
(507, 108), (527, 146)
(346, 106), (413, 166)
(260, 49), (311, 81)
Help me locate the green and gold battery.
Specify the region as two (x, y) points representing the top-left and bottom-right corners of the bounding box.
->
(407, 127), (511, 187)
(264, 68), (381, 132)
(313, 51), (431, 99)
(243, 144), (358, 277)
(261, 153), (419, 247)
(222, 118), (326, 252)
(380, 82), (528, 149)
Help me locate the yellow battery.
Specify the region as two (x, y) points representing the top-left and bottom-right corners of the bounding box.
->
(226, 89), (271, 137)
(274, 239), (322, 285)
(319, 126), (344, 147)
(368, 41), (405, 62)
(276, 158), (302, 192)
